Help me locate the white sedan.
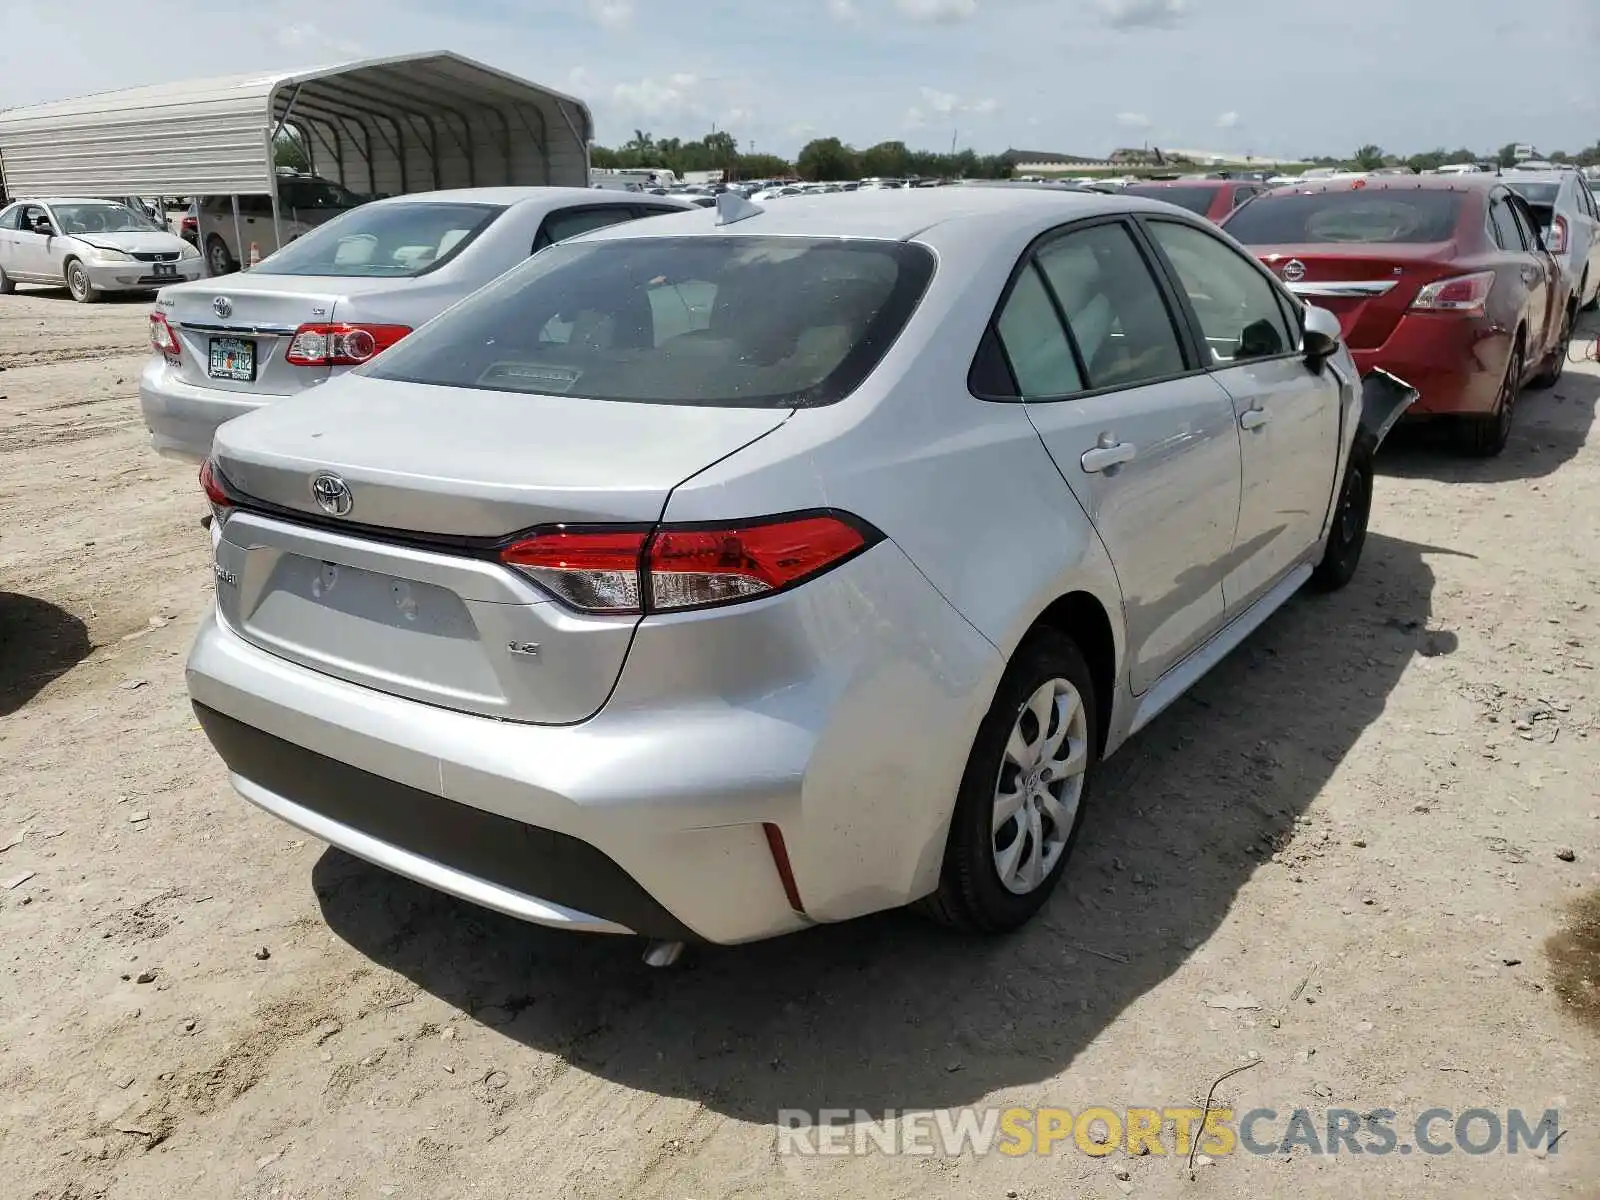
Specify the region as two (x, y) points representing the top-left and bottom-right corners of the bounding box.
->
(0, 197), (203, 302)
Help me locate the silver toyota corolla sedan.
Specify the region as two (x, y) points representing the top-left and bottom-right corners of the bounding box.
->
(0, 197), (203, 300)
(186, 188), (1412, 955)
(139, 187), (696, 462)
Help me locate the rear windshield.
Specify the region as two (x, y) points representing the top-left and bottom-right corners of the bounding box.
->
(1126, 185), (1216, 215)
(1224, 190), (1464, 244)
(366, 235), (937, 408)
(1505, 181), (1560, 207)
(252, 202), (503, 277)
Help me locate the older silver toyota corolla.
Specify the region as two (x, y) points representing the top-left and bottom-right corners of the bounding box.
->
(187, 188), (1410, 956)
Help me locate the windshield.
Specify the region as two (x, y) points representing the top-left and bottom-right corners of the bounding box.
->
(1505, 181), (1560, 207)
(1224, 190), (1464, 244)
(51, 203), (160, 234)
(366, 235), (936, 408)
(1126, 185), (1216, 215)
(252, 202), (504, 277)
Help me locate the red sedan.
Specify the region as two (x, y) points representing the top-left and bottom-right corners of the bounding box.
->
(1222, 176), (1572, 456)
(1125, 178), (1266, 223)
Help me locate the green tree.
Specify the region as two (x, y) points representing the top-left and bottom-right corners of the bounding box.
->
(796, 137), (860, 181)
(1352, 144), (1385, 171)
(1497, 142), (1520, 168)
(860, 140), (913, 178)
(273, 129), (309, 172)
(737, 152), (792, 179)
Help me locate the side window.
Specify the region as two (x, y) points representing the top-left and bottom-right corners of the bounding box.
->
(533, 206), (636, 252)
(1036, 222), (1188, 387)
(1488, 195), (1518, 250)
(1580, 183), (1598, 220)
(1145, 219), (1295, 364)
(1505, 196), (1537, 251)
(994, 265), (1085, 397)
(21, 204), (49, 232)
(1230, 187), (1256, 209)
(0, 205), (18, 230)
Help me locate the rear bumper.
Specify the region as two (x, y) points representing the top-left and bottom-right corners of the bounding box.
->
(185, 539), (1001, 944)
(139, 357), (277, 462)
(1352, 314), (1505, 417)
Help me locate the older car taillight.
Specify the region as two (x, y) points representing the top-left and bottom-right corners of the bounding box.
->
(1410, 271), (1496, 314)
(499, 513), (880, 615)
(1547, 215), (1569, 256)
(285, 323), (411, 366)
(149, 312), (180, 357)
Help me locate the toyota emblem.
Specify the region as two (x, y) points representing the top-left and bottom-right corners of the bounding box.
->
(212, 296), (233, 319)
(1281, 260), (1306, 283)
(310, 473), (353, 517)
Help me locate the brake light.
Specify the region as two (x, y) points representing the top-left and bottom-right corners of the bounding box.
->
(499, 513), (878, 614)
(1548, 215), (1568, 255)
(149, 312), (180, 357)
(1410, 271), (1495, 314)
(284, 323), (411, 366)
(199, 457), (233, 526)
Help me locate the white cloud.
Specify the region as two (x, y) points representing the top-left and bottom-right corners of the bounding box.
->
(896, 0), (978, 23)
(903, 106), (927, 129)
(1117, 112), (1152, 128)
(586, 0), (633, 31)
(825, 0), (859, 19)
(917, 86), (999, 118)
(611, 76), (699, 121)
(967, 96), (999, 115)
(274, 22), (362, 56)
(1216, 111), (1240, 129)
(1099, 0), (1186, 29)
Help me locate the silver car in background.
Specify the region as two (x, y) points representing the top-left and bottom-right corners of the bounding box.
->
(1501, 167), (1600, 313)
(0, 197), (203, 301)
(139, 187), (695, 462)
(187, 188), (1409, 952)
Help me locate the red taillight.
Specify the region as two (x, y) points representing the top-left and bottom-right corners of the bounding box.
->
(499, 513), (876, 614)
(150, 312), (180, 357)
(199, 457), (232, 525)
(181, 216), (197, 235)
(284, 323), (411, 367)
(1410, 270), (1495, 314)
(1548, 215), (1568, 256)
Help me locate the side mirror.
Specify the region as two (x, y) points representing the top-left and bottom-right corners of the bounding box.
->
(30, 217), (52, 235)
(1302, 304), (1342, 366)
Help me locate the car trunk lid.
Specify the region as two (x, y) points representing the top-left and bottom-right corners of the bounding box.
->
(1251, 243), (1457, 350)
(209, 374), (792, 723)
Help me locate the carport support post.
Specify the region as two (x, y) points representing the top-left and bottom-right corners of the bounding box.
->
(264, 127), (283, 261)
(230, 196), (244, 276)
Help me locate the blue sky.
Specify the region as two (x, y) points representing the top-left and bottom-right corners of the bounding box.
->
(3, 0), (1597, 160)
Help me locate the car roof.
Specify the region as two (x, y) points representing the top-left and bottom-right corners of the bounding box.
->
(1261, 175), (1497, 198)
(1126, 179), (1232, 189)
(1499, 169), (1575, 184)
(573, 185), (1142, 244)
(367, 187), (692, 209)
(22, 197), (133, 205)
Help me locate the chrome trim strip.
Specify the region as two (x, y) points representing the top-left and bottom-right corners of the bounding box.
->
(1287, 280), (1399, 297)
(232, 776), (636, 934)
(176, 321), (298, 336)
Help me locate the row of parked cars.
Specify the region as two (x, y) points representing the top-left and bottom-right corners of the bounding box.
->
(7, 164), (1587, 957)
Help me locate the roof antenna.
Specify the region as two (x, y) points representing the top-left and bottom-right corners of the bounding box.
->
(714, 191), (764, 226)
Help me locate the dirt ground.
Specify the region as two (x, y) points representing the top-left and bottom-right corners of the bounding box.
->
(2, 282), (1598, 1200)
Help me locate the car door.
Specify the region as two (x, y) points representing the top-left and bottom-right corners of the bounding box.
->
(990, 216), (1243, 695)
(1574, 179), (1600, 301)
(1502, 190), (1557, 355)
(13, 204), (56, 280)
(1142, 217), (1342, 613)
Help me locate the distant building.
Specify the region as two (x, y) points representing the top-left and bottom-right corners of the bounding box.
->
(1002, 149), (1116, 173)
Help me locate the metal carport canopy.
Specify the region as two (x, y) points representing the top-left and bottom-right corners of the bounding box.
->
(0, 51), (594, 199)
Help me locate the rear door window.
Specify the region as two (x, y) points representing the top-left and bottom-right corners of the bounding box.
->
(1488, 195), (1520, 250)
(994, 267), (1085, 396)
(1035, 221), (1189, 388)
(533, 206), (639, 252)
(1506, 195), (1539, 250)
(1146, 219), (1296, 363)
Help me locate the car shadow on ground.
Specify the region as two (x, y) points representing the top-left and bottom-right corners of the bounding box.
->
(315, 531), (1462, 1121)
(0, 592), (91, 717)
(1378, 320), (1599, 484)
(12, 284), (159, 304)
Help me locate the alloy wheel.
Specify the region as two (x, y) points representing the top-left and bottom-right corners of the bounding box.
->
(68, 263), (88, 301)
(992, 677), (1089, 895)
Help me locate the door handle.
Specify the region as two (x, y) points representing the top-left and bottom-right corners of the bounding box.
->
(1239, 406), (1270, 430)
(1080, 438), (1137, 473)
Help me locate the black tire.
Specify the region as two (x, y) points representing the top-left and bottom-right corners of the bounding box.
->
(1528, 305), (1573, 390)
(1582, 273), (1597, 313)
(1310, 450), (1372, 592)
(920, 629), (1099, 934)
(64, 258), (98, 304)
(205, 234), (236, 277)
(1455, 339), (1521, 458)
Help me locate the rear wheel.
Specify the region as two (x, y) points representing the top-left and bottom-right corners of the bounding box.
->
(205, 234), (236, 277)
(920, 630), (1098, 934)
(1456, 339), (1521, 457)
(1529, 304), (1573, 389)
(1310, 450), (1372, 591)
(65, 258), (98, 304)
